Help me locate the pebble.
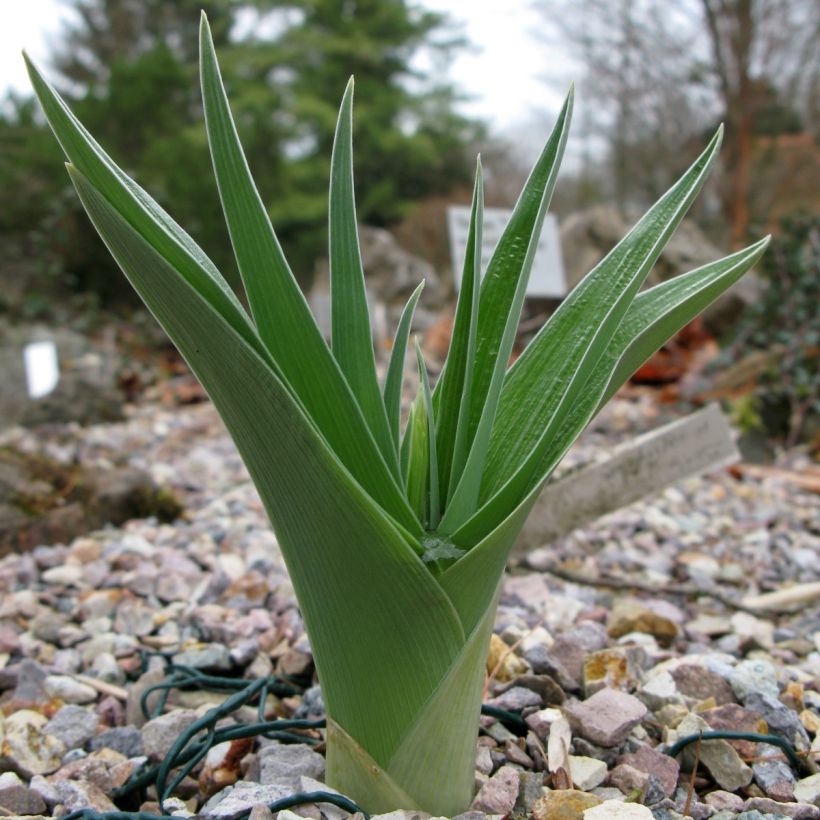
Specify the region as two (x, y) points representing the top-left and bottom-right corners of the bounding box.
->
(44, 704), (99, 750)
(172, 644), (233, 672)
(670, 663), (735, 705)
(618, 745), (679, 797)
(742, 797), (820, 819)
(141, 708), (200, 761)
(532, 788), (602, 819)
(743, 691), (812, 749)
(569, 756), (609, 791)
(608, 600), (680, 646)
(583, 801), (654, 818)
(200, 782), (296, 820)
(54, 779), (117, 812)
(669, 713), (753, 791)
(563, 688), (648, 747)
(486, 685), (542, 711)
(0, 772), (47, 815)
(0, 396), (816, 819)
(753, 747), (796, 801)
(794, 773), (820, 806)
(88, 726), (144, 758)
(638, 671), (685, 711)
(470, 765), (519, 814)
(256, 741), (325, 785)
(704, 790), (745, 812)
(0, 710), (66, 777)
(43, 674), (98, 704)
(730, 658), (780, 701)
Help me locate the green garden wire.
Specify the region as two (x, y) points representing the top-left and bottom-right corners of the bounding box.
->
(62, 657), (810, 820)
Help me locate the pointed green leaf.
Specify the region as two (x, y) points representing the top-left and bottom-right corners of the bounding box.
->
(329, 78), (396, 466)
(384, 282), (424, 450)
(403, 392), (429, 523)
(598, 237), (770, 410)
(469, 128), (724, 543)
(522, 239), (771, 509)
(199, 17), (413, 527)
(67, 164), (465, 770)
(23, 55), (264, 365)
(447, 88), (574, 445)
(415, 340), (440, 530)
(434, 159), (483, 506)
(436, 90), (573, 534)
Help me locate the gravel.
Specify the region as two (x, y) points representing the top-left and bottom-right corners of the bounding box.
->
(0, 393), (817, 818)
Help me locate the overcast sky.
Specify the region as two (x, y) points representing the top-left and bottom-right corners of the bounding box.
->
(1, 0), (567, 139)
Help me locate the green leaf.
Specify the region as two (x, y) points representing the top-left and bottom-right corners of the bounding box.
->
(384, 282), (424, 451)
(524, 239), (771, 507)
(416, 340), (440, 530)
(434, 159), (483, 506)
(23, 54), (264, 366)
(199, 17), (414, 528)
(597, 237), (770, 410)
(456, 127), (724, 545)
(330, 78), (396, 467)
(67, 163), (465, 774)
(436, 89), (573, 534)
(403, 392), (429, 523)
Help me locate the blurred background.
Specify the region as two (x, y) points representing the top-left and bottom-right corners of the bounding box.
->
(0, 0), (817, 461)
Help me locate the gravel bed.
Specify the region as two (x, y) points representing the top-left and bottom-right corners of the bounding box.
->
(0, 395), (817, 820)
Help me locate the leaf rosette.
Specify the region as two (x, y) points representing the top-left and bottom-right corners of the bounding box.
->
(25, 17), (768, 813)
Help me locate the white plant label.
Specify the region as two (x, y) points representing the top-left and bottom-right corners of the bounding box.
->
(447, 206), (567, 298)
(23, 340), (59, 399)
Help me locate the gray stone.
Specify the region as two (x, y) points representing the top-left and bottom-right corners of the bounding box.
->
(89, 652), (127, 686)
(172, 644), (233, 672)
(742, 797), (820, 819)
(563, 688), (648, 747)
(753, 746), (796, 802)
(126, 666), (167, 728)
(45, 704), (99, 750)
(743, 691), (812, 749)
(670, 713), (752, 791)
(730, 659), (780, 701)
(200, 783), (295, 820)
(470, 764), (520, 814)
(43, 674), (98, 704)
(54, 780), (117, 812)
(704, 790), (745, 812)
(515, 770), (546, 815)
(619, 745), (680, 797)
(486, 685), (543, 711)
(256, 741), (325, 785)
(12, 658), (48, 704)
(293, 685), (325, 720)
(89, 726), (144, 758)
(639, 672), (685, 712)
(794, 773), (820, 806)
(670, 664), (735, 705)
(28, 775), (60, 808)
(0, 778), (47, 815)
(475, 745), (493, 776)
(141, 709), (200, 761)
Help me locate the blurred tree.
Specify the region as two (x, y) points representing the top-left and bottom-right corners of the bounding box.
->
(0, 0), (482, 308)
(537, 0), (820, 245)
(234, 0), (484, 273)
